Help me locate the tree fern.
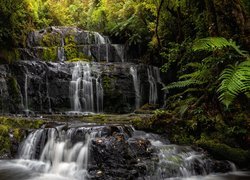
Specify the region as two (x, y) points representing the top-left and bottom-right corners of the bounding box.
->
(217, 60), (250, 107)
(163, 79), (205, 90)
(192, 37), (248, 57)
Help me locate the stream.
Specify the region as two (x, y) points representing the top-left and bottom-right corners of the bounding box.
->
(0, 123), (249, 180)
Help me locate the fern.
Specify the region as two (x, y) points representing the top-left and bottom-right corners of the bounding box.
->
(217, 60), (250, 107)
(192, 37), (248, 57)
(163, 79), (205, 90)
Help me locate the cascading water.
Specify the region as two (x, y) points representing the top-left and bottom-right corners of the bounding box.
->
(147, 66), (164, 104)
(69, 62), (103, 113)
(58, 38), (65, 62)
(94, 32), (109, 62)
(0, 124), (244, 180)
(23, 74), (29, 114)
(112, 44), (125, 62)
(16, 125), (98, 180)
(130, 66), (141, 109)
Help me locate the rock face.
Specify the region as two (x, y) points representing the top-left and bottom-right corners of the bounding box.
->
(11, 123), (235, 180)
(17, 26), (127, 63)
(0, 27), (166, 114)
(0, 61), (165, 114)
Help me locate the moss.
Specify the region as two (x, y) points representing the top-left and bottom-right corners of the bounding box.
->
(0, 124), (9, 136)
(131, 117), (153, 130)
(0, 49), (18, 64)
(0, 116), (45, 156)
(66, 58), (90, 62)
(41, 33), (61, 47)
(14, 49), (20, 60)
(196, 138), (250, 167)
(7, 76), (21, 108)
(64, 44), (78, 60)
(8, 77), (19, 96)
(64, 34), (76, 45)
(102, 75), (112, 90)
(42, 47), (57, 61)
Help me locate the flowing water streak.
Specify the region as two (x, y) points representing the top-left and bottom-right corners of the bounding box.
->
(130, 66), (141, 109)
(70, 62), (82, 112)
(147, 66), (164, 104)
(58, 38), (66, 61)
(69, 62), (103, 113)
(94, 32), (106, 62)
(112, 44), (125, 62)
(24, 74), (29, 112)
(18, 126), (97, 180)
(96, 75), (103, 113)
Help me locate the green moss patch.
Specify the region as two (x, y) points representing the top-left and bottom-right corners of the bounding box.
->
(41, 33), (61, 47)
(0, 116), (44, 156)
(42, 47), (58, 61)
(196, 139), (250, 167)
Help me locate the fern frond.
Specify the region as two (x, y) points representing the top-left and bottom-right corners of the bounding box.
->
(192, 37), (248, 57)
(163, 80), (205, 90)
(217, 60), (250, 107)
(186, 62), (202, 68)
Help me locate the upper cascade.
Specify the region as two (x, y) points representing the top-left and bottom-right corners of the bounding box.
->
(17, 26), (126, 62)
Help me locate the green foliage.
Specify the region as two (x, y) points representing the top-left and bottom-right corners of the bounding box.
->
(192, 37), (247, 57)
(164, 80), (204, 90)
(218, 60), (250, 107)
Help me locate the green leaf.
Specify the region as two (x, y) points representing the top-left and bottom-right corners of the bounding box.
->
(217, 60), (250, 107)
(192, 37), (248, 57)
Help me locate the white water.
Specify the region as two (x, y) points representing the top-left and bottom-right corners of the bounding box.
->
(69, 62), (103, 113)
(0, 125), (247, 180)
(58, 38), (65, 62)
(112, 44), (125, 62)
(147, 66), (163, 104)
(130, 66), (141, 109)
(24, 74), (29, 114)
(94, 32), (109, 62)
(17, 126), (97, 180)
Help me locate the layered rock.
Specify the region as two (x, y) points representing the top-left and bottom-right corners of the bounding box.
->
(0, 61), (165, 114)
(16, 27), (127, 62)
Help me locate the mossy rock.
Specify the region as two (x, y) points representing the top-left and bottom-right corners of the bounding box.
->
(42, 47), (58, 61)
(64, 45), (78, 60)
(131, 117), (153, 130)
(0, 116), (45, 157)
(0, 49), (19, 64)
(66, 58), (90, 62)
(196, 139), (250, 167)
(64, 34), (76, 45)
(41, 33), (61, 47)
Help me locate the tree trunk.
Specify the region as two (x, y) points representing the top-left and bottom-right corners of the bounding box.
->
(155, 0), (164, 48)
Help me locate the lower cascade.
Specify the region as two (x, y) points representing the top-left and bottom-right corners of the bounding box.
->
(0, 124), (245, 180)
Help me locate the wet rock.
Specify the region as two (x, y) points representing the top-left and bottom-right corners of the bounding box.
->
(89, 133), (155, 179)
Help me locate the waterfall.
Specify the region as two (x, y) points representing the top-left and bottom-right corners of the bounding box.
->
(46, 76), (52, 113)
(0, 124), (240, 179)
(69, 62), (103, 113)
(58, 38), (65, 61)
(147, 66), (163, 104)
(130, 66), (141, 109)
(18, 126), (98, 180)
(24, 74), (29, 113)
(94, 32), (107, 62)
(112, 44), (125, 62)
